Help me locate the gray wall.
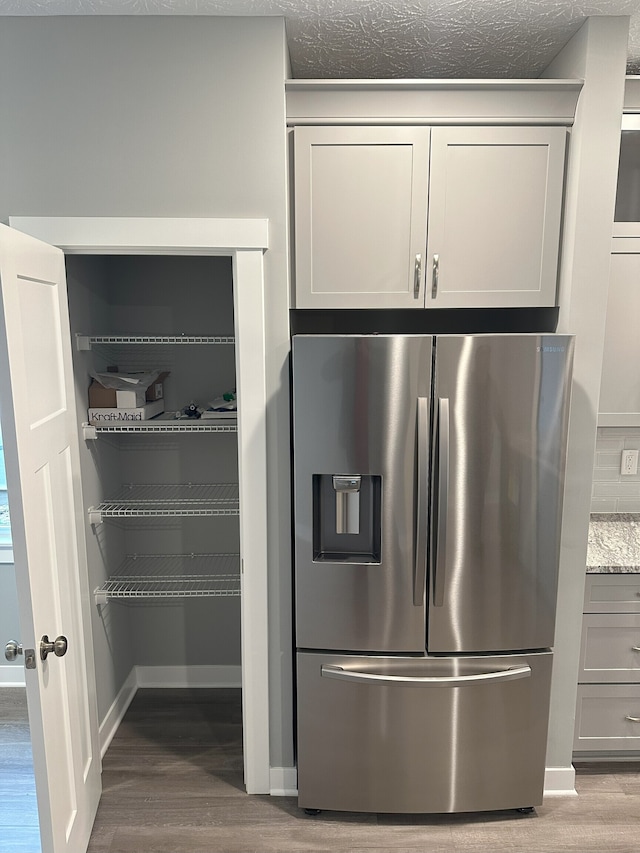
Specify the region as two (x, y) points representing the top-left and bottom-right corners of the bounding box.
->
(0, 16), (293, 767)
(591, 427), (640, 512)
(0, 563), (23, 683)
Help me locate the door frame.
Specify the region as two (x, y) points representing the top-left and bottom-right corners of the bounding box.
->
(9, 216), (271, 794)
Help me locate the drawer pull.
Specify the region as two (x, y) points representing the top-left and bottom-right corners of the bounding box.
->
(633, 646), (640, 652)
(625, 715), (640, 723)
(321, 663), (531, 687)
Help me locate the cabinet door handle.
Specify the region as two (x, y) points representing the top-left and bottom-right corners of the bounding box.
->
(625, 715), (640, 722)
(632, 646), (640, 652)
(431, 254), (439, 298)
(414, 254), (422, 299)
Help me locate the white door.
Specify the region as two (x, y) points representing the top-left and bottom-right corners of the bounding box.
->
(0, 224), (101, 853)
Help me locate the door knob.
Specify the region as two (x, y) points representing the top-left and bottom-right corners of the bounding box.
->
(40, 635), (68, 661)
(5, 640), (23, 661)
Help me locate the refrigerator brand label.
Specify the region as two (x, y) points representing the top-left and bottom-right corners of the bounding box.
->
(537, 346), (565, 352)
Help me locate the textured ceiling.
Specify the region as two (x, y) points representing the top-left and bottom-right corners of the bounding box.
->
(0, 0), (639, 79)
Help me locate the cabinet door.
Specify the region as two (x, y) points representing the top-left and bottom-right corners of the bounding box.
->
(599, 251), (640, 425)
(294, 126), (430, 309)
(425, 126), (566, 309)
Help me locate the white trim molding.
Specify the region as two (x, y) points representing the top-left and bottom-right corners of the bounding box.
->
(9, 217), (269, 255)
(543, 765), (578, 797)
(8, 215), (271, 796)
(0, 666), (26, 687)
(98, 668), (137, 758)
(286, 78), (583, 127)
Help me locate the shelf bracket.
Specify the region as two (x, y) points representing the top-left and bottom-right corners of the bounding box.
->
(94, 589), (108, 606)
(82, 423), (97, 440)
(75, 333), (92, 351)
(89, 508), (103, 526)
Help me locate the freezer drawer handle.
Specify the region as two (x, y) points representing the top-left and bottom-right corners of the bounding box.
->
(632, 646), (640, 652)
(625, 715), (640, 722)
(321, 663), (531, 687)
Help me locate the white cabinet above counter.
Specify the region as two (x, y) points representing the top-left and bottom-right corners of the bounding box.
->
(292, 124), (566, 310)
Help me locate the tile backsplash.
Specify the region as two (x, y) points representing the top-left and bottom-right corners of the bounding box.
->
(591, 427), (640, 512)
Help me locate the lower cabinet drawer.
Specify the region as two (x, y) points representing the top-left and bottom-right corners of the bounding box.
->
(579, 614), (640, 682)
(574, 684), (640, 751)
(584, 575), (640, 613)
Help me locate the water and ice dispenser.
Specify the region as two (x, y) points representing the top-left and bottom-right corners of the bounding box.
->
(312, 474), (381, 563)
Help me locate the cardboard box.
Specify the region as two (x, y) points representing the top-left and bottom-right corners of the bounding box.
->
(116, 389), (146, 408)
(88, 400), (165, 423)
(88, 372), (169, 408)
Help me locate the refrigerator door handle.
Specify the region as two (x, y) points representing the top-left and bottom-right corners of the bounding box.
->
(414, 396), (429, 606)
(321, 664), (532, 687)
(433, 397), (450, 607)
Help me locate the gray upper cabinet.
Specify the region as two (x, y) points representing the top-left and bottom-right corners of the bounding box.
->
(293, 124), (566, 310)
(425, 126), (566, 309)
(293, 126), (431, 309)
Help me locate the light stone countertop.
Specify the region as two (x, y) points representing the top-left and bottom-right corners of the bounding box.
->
(587, 513), (640, 573)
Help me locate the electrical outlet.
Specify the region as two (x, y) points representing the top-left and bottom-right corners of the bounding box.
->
(621, 449), (639, 476)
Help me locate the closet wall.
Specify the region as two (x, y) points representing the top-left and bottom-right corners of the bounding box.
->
(0, 16), (293, 768)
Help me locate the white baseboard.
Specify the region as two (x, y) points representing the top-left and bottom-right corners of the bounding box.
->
(0, 665), (25, 687)
(98, 668), (137, 758)
(270, 766), (298, 796)
(270, 765), (571, 801)
(135, 664), (242, 689)
(544, 765), (577, 797)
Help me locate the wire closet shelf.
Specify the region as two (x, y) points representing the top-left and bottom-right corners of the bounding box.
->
(88, 483), (239, 524)
(94, 553), (241, 604)
(83, 414), (237, 437)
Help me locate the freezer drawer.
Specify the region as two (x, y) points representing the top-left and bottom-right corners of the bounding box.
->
(297, 650), (553, 814)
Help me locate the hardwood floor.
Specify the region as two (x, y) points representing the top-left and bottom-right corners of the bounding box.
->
(87, 688), (640, 853)
(0, 687), (41, 853)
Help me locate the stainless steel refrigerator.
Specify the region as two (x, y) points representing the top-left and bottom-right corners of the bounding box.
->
(292, 333), (574, 814)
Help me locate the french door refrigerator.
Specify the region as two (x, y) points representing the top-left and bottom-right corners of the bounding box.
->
(292, 333), (574, 814)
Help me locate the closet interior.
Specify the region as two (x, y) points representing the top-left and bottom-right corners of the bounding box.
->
(65, 254), (241, 727)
